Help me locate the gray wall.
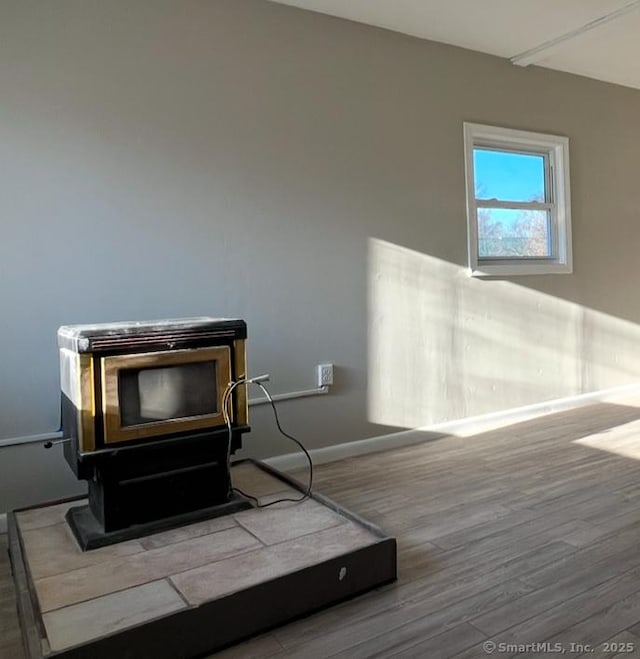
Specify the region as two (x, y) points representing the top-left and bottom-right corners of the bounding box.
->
(2, 0), (640, 512)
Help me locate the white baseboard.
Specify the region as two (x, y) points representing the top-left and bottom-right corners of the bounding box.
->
(265, 382), (640, 472)
(0, 513), (6, 535)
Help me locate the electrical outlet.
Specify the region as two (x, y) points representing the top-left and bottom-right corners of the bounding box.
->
(316, 363), (334, 387)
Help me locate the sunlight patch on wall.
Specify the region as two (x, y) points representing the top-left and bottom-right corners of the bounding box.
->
(367, 238), (640, 429)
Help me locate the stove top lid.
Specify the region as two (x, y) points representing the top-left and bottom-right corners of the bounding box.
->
(57, 317), (247, 352)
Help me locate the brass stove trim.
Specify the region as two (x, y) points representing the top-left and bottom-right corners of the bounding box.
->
(77, 354), (96, 452)
(234, 339), (248, 426)
(101, 347), (231, 444)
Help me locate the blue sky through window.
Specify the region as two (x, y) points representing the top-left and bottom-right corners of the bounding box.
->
(474, 148), (546, 230)
(474, 149), (545, 202)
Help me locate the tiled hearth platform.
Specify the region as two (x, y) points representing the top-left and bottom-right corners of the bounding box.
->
(8, 461), (396, 659)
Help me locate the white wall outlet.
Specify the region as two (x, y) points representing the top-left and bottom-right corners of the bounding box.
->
(316, 363), (334, 387)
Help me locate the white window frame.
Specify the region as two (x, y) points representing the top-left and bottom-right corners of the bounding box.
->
(463, 122), (572, 277)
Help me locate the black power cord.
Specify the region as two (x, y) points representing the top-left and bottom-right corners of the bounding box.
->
(222, 377), (313, 508)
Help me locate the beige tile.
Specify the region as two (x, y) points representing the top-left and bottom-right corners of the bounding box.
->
(21, 523), (144, 580)
(43, 579), (185, 651)
(234, 498), (346, 545)
(140, 516), (238, 550)
(36, 526), (261, 612)
(231, 462), (297, 498)
(16, 501), (84, 531)
(171, 522), (379, 605)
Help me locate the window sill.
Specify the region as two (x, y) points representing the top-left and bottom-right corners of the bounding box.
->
(470, 262), (573, 277)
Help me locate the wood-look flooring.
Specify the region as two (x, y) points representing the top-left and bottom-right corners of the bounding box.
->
(4, 395), (640, 658)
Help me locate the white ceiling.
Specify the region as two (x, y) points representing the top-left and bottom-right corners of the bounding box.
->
(268, 0), (640, 90)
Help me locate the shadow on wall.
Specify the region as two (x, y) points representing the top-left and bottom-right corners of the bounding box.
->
(367, 238), (640, 430)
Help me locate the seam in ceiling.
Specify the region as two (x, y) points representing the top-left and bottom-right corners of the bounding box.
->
(511, 0), (640, 66)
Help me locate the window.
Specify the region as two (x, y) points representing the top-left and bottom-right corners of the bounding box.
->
(463, 123), (572, 276)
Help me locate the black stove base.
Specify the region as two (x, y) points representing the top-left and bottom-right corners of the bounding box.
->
(66, 494), (253, 551)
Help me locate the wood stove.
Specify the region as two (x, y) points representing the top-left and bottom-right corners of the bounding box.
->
(57, 317), (252, 550)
